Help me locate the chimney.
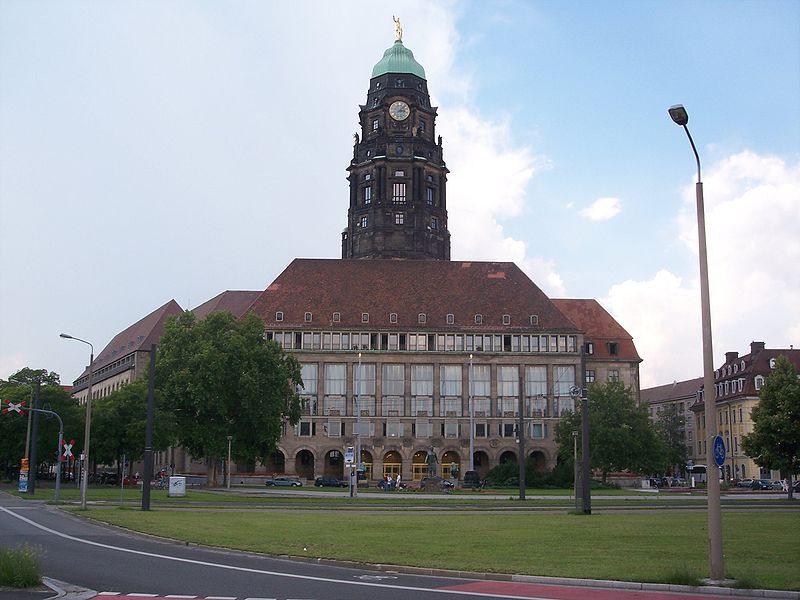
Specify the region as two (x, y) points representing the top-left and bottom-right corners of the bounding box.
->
(725, 351), (739, 363)
(750, 341), (766, 355)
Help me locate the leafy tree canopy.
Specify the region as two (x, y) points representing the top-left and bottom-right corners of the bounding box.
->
(156, 311), (302, 466)
(555, 382), (662, 482)
(3, 367), (61, 387)
(741, 355), (800, 485)
(0, 378), (82, 470)
(91, 378), (176, 468)
(654, 404), (689, 475)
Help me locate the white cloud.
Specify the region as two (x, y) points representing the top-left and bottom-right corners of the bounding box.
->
(579, 197), (622, 221)
(605, 151), (800, 388)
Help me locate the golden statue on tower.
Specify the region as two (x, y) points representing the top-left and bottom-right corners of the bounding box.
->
(393, 15), (403, 43)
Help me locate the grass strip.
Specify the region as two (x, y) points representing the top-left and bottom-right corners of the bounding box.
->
(80, 508), (799, 591)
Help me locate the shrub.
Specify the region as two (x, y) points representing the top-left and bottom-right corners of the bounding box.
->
(0, 544), (42, 588)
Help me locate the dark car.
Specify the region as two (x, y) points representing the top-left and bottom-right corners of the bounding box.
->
(419, 476), (455, 491)
(314, 477), (346, 488)
(99, 471), (119, 486)
(265, 476), (302, 487)
(750, 479), (773, 490)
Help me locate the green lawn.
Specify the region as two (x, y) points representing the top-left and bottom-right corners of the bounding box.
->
(78, 507), (799, 591)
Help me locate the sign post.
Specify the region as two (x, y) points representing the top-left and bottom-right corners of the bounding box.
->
(713, 435), (726, 484)
(344, 446), (355, 497)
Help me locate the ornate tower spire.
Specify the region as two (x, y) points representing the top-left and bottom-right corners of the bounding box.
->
(341, 28), (450, 261)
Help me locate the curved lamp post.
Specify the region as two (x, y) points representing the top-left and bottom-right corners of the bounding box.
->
(60, 333), (94, 510)
(668, 104), (724, 581)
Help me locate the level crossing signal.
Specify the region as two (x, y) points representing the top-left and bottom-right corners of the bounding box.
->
(1, 399), (26, 414)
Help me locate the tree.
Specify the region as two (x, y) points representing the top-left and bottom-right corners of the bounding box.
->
(156, 311), (302, 484)
(91, 378), (175, 470)
(654, 404), (689, 476)
(4, 367), (61, 387)
(555, 382), (662, 483)
(741, 355), (800, 499)
(1, 373), (82, 480)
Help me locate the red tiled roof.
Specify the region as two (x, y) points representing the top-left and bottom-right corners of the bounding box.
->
(192, 291), (261, 321)
(74, 300), (184, 381)
(551, 298), (640, 360)
(249, 259), (579, 332)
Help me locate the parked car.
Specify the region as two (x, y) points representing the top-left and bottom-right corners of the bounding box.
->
(735, 478), (754, 488)
(314, 477), (346, 488)
(750, 479), (773, 490)
(419, 476), (454, 491)
(649, 477), (670, 488)
(670, 477), (687, 487)
(770, 480), (786, 491)
(793, 480), (800, 493)
(265, 476), (302, 487)
(99, 471), (119, 486)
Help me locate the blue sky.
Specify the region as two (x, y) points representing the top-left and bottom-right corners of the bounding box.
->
(1, 0), (798, 388)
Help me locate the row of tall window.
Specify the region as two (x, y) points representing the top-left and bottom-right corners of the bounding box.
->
(267, 330), (577, 354)
(298, 363), (577, 403)
(295, 419), (549, 440)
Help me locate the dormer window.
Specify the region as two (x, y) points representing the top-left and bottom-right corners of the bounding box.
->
(332, 312), (341, 323)
(372, 119), (379, 131)
(446, 313), (455, 325)
(474, 314), (483, 325)
(389, 313), (398, 324)
(530, 315), (539, 326)
(361, 313), (369, 323)
(304, 312), (312, 323)
(769, 358), (777, 369)
(275, 311), (284, 322)
(586, 342), (594, 355)
(418, 313), (427, 324)
(502, 314), (511, 325)
(755, 375), (765, 390)
(607, 342), (618, 356)
(740, 360), (745, 371)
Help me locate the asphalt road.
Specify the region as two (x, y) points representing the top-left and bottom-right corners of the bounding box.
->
(0, 491), (793, 600)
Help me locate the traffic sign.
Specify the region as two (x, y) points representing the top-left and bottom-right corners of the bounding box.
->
(2, 400), (26, 414)
(344, 446), (355, 466)
(712, 435), (726, 467)
(62, 439), (75, 461)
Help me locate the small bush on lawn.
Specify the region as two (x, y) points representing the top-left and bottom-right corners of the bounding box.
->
(0, 544), (42, 588)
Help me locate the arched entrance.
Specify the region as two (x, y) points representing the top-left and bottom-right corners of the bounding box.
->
(412, 450), (428, 480)
(441, 450), (460, 479)
(473, 450), (490, 478)
(323, 449), (344, 478)
(295, 449), (314, 480)
(263, 450), (285, 475)
(383, 450), (402, 478)
(359, 449), (374, 481)
(499, 450), (517, 464)
(529, 450), (547, 473)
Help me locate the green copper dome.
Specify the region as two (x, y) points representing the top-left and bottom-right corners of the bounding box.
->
(371, 41), (426, 80)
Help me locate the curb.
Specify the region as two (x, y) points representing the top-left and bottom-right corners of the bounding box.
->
(42, 578), (96, 600)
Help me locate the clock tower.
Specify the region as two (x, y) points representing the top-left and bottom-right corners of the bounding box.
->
(342, 28), (450, 260)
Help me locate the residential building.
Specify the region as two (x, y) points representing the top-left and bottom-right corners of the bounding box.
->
(641, 377), (702, 467)
(692, 341), (800, 481)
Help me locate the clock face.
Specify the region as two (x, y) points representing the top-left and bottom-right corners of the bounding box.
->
(389, 101), (410, 121)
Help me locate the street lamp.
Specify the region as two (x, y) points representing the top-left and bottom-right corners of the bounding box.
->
(226, 436), (233, 490)
(60, 333), (94, 510)
(468, 353), (474, 472)
(668, 104), (724, 581)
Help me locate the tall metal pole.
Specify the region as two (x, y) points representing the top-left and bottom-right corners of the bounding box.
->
(226, 436), (233, 490)
(60, 333), (94, 510)
(28, 381), (41, 495)
(468, 354), (474, 472)
(142, 344), (156, 510)
(355, 352), (362, 498)
(669, 104), (724, 581)
(517, 365), (525, 500)
(580, 345), (591, 514)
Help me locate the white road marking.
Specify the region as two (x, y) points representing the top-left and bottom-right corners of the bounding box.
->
(0, 506), (551, 599)
(165, 596), (199, 598)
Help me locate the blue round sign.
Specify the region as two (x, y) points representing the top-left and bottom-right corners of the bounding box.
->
(712, 435), (726, 467)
